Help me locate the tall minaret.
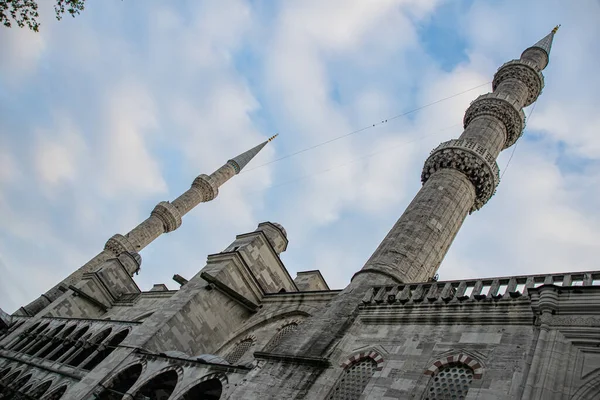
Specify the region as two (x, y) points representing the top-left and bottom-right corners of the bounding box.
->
(274, 28), (558, 359)
(16, 135), (278, 316)
(353, 27), (559, 285)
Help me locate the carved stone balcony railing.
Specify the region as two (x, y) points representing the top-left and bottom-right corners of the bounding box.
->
(360, 271), (600, 306)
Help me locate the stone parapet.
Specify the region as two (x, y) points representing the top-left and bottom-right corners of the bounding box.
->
(361, 270), (600, 307)
(191, 174), (219, 202)
(493, 60), (544, 107)
(422, 139), (499, 212)
(464, 93), (526, 149)
(151, 201), (182, 233)
(104, 234), (136, 256)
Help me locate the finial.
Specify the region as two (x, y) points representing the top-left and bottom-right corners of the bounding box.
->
(268, 133), (279, 142)
(552, 25), (560, 34)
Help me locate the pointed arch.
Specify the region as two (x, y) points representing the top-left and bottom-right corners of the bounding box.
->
(95, 362), (145, 400)
(175, 373), (228, 400)
(130, 368), (180, 400)
(224, 336), (256, 364)
(340, 349), (385, 371)
(29, 380), (53, 398)
(44, 384), (68, 400)
(82, 328), (129, 370)
(67, 327), (112, 367)
(263, 320), (301, 352)
(571, 370), (600, 400)
(327, 354), (381, 400)
(424, 353), (484, 379)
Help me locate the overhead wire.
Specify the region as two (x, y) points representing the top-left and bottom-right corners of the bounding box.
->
(500, 101), (538, 180)
(249, 123), (461, 194)
(242, 81), (491, 173)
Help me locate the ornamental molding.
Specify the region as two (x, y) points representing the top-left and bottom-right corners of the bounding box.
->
(151, 201), (182, 233)
(104, 234), (135, 256)
(424, 352), (484, 379)
(422, 139), (500, 212)
(549, 316), (600, 327)
(227, 159), (242, 174)
(340, 349), (385, 371)
(191, 174), (218, 202)
(464, 94), (526, 149)
(492, 60), (544, 107)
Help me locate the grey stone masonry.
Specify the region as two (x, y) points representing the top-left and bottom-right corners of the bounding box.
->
(225, 28), (561, 399)
(15, 137), (276, 318)
(294, 270), (330, 291)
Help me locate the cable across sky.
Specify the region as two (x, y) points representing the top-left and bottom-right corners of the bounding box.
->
(242, 81), (492, 173)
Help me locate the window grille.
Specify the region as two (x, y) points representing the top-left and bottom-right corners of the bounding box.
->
(225, 339), (253, 364)
(328, 358), (376, 400)
(424, 364), (473, 400)
(263, 323), (297, 352)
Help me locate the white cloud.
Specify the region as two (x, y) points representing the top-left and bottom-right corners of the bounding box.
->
(34, 116), (86, 188)
(98, 81), (167, 198)
(1, 0), (600, 314)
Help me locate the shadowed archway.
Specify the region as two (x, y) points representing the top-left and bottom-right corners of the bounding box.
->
(178, 378), (223, 400)
(132, 370), (178, 400)
(96, 363), (143, 400)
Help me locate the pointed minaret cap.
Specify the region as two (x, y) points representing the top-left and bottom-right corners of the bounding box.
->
(227, 134), (278, 174)
(522, 25), (560, 70)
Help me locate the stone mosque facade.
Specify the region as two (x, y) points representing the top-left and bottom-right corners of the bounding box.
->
(1, 27), (600, 400)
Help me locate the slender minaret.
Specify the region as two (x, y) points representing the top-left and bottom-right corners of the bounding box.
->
(273, 28), (559, 359)
(354, 26), (559, 284)
(16, 135), (278, 316)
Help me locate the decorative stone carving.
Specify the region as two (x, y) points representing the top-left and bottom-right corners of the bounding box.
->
(464, 94), (526, 149)
(104, 234), (136, 256)
(151, 201), (182, 233)
(492, 60), (544, 107)
(422, 139), (500, 212)
(550, 316), (600, 327)
(191, 174), (218, 202)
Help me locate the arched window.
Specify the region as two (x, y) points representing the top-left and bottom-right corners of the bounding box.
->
(96, 363), (143, 400)
(225, 338), (254, 364)
(45, 385), (68, 400)
(39, 324), (76, 359)
(0, 367), (11, 380)
(68, 328), (112, 367)
(178, 378), (223, 400)
(132, 369), (179, 400)
(263, 322), (298, 352)
(423, 363), (474, 400)
(83, 329), (129, 370)
(0, 367), (13, 393)
(12, 322), (48, 352)
(328, 357), (378, 400)
(29, 380), (53, 399)
(1, 373), (32, 399)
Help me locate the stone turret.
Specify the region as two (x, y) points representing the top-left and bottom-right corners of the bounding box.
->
(16, 135), (278, 317)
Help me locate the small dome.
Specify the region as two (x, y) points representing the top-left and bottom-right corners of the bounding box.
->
(271, 222), (287, 238)
(195, 354), (230, 365)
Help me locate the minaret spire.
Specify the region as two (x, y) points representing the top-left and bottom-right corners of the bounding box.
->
(521, 25), (560, 71)
(268, 28), (560, 359)
(16, 135), (277, 316)
(355, 27), (558, 284)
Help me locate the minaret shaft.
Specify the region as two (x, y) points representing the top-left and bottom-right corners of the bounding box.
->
(354, 29), (555, 284)
(272, 29), (558, 359)
(16, 137), (274, 316)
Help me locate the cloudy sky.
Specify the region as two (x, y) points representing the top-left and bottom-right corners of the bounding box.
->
(1, 0), (599, 313)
